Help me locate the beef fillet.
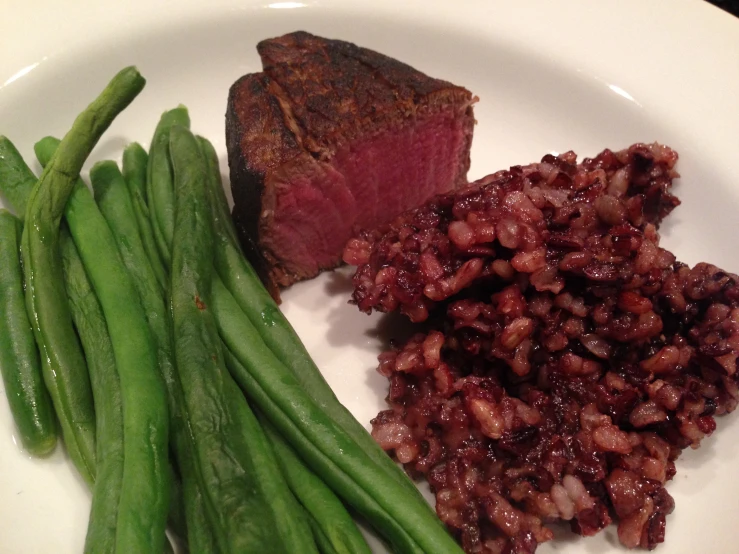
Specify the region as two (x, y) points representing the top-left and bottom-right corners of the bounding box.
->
(226, 31), (476, 299)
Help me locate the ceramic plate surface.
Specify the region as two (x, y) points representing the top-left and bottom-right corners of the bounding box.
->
(1, 1), (738, 552)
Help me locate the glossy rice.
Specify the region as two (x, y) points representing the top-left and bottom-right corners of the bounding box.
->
(345, 144), (739, 553)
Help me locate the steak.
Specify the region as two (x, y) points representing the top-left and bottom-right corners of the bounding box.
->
(226, 31), (476, 299)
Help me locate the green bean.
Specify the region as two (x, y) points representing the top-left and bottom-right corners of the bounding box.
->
(196, 136), (239, 247)
(259, 413), (372, 554)
(307, 515), (341, 554)
(90, 160), (154, 288)
(166, 466), (188, 547)
(221, 343), (420, 553)
(33, 133), (170, 553)
(213, 280), (462, 554)
(21, 67), (143, 486)
(122, 143), (167, 291)
(121, 142), (148, 201)
(201, 144), (423, 501)
(62, 230), (183, 553)
(38, 143), (185, 552)
(0, 210), (56, 456)
(60, 228), (123, 554)
(90, 158), (215, 553)
(0, 137), (37, 220)
(147, 106), (190, 266)
(169, 124), (317, 554)
(179, 485), (217, 554)
(0, 139), (123, 549)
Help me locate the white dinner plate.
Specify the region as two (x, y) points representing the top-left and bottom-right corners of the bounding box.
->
(1, 1), (738, 552)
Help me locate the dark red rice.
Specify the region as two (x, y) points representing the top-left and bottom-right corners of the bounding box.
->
(344, 144), (739, 553)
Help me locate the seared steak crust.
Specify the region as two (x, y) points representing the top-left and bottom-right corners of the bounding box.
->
(256, 31), (475, 159)
(227, 31), (476, 299)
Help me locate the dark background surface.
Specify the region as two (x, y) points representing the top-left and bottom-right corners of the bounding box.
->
(707, 0), (739, 17)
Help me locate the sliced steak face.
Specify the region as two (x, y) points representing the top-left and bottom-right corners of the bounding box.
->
(227, 31), (476, 299)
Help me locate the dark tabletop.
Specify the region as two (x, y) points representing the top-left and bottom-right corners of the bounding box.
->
(707, 0), (739, 17)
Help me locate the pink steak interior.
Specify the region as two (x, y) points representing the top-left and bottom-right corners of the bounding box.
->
(262, 109), (472, 276)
